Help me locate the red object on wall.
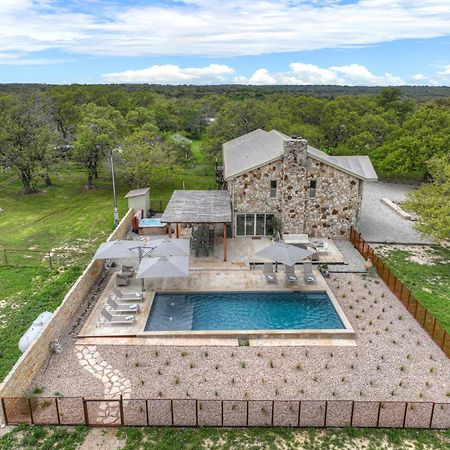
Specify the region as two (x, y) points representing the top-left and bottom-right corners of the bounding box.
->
(131, 210), (143, 233)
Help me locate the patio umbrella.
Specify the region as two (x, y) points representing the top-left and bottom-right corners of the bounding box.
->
(136, 255), (189, 279)
(93, 240), (142, 259)
(144, 238), (190, 257)
(254, 242), (315, 266)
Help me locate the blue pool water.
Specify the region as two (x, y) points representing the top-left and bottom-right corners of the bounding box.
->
(139, 218), (166, 227)
(145, 291), (344, 331)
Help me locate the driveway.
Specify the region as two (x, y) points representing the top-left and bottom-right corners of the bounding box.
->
(357, 182), (434, 244)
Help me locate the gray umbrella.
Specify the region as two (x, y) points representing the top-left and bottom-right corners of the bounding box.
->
(144, 238), (190, 257)
(93, 240), (141, 259)
(254, 242), (315, 266)
(136, 256), (189, 279)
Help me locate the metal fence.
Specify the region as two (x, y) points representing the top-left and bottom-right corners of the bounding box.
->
(0, 248), (73, 269)
(2, 397), (449, 429)
(349, 227), (449, 358)
(149, 199), (169, 213)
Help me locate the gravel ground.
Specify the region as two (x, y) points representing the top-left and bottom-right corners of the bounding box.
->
(33, 273), (450, 404)
(358, 182), (434, 244)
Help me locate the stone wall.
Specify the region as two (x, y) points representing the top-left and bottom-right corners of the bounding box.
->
(230, 138), (362, 238)
(0, 209), (134, 402)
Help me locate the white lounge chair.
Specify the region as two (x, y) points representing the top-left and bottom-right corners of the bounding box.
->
(100, 308), (135, 325)
(112, 287), (144, 302)
(285, 265), (297, 285)
(263, 263), (277, 284)
(303, 262), (317, 284)
(106, 296), (140, 313)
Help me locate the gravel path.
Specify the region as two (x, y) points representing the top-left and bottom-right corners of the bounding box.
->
(358, 182), (434, 244)
(33, 273), (450, 405)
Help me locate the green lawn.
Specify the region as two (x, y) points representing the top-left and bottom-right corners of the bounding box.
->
(0, 425), (448, 450)
(378, 246), (450, 333)
(0, 143), (215, 381)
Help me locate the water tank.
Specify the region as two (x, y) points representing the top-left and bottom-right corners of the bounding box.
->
(19, 312), (53, 353)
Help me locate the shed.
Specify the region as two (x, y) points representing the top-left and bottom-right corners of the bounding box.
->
(124, 188), (150, 217)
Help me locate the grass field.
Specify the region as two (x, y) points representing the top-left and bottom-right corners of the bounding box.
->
(1, 425), (448, 450)
(377, 246), (450, 332)
(0, 143), (215, 381)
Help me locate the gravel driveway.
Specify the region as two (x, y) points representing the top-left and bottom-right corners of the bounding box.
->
(358, 182), (434, 244)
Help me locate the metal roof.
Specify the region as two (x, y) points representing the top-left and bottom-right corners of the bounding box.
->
(161, 190), (232, 223)
(223, 129), (378, 181)
(124, 188), (150, 198)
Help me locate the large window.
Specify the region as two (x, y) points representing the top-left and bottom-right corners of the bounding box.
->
(235, 213), (276, 236)
(270, 180), (277, 198)
(309, 179), (317, 198)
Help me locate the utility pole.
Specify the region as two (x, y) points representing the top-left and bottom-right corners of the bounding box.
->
(110, 150), (119, 227)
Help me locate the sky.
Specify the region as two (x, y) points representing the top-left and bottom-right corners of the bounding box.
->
(1, 0), (450, 85)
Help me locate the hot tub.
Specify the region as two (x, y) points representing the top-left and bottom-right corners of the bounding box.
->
(139, 218), (168, 235)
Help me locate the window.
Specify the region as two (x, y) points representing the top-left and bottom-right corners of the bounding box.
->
(235, 213), (277, 236)
(309, 180), (317, 198)
(270, 180), (277, 198)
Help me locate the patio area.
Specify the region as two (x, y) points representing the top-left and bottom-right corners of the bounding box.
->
(31, 272), (450, 410)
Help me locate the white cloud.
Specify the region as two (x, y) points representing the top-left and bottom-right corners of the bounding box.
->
(101, 64), (235, 84)
(0, 1), (450, 58)
(236, 63), (404, 86)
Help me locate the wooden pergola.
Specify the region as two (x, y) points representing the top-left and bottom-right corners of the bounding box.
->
(160, 190), (232, 261)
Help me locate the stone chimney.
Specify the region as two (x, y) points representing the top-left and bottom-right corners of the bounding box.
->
(283, 136), (308, 164)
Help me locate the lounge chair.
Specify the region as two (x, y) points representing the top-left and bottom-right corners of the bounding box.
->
(116, 273), (130, 287)
(100, 308), (135, 325)
(121, 264), (135, 277)
(263, 263), (277, 283)
(112, 287), (144, 302)
(106, 296), (140, 313)
(284, 265), (297, 285)
(303, 262), (317, 284)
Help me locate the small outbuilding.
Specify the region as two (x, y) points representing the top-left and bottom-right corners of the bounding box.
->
(124, 188), (150, 217)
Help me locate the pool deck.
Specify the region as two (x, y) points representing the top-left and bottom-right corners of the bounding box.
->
(78, 268), (354, 346)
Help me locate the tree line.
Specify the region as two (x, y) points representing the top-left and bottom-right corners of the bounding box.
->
(0, 85), (448, 238)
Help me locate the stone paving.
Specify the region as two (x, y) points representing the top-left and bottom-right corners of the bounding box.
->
(75, 345), (131, 425)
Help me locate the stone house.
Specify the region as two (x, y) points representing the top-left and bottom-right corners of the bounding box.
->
(223, 129), (377, 238)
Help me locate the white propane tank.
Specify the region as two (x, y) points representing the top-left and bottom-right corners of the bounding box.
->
(18, 311), (53, 353)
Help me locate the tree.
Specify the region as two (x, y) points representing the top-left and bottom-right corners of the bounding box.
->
(0, 94), (58, 193)
(74, 104), (124, 188)
(404, 155), (450, 240)
(117, 129), (180, 188)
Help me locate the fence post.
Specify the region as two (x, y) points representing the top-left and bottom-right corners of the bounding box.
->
(429, 403), (435, 429)
(119, 395), (124, 426)
(1, 398), (8, 425)
(376, 402), (381, 427)
(350, 401), (355, 427)
(271, 400), (275, 426)
(441, 331), (447, 351)
(170, 399), (174, 425)
(55, 397), (61, 425)
(402, 402), (408, 427)
(406, 290), (411, 310)
(83, 398), (89, 425)
(221, 400), (224, 426)
(195, 400), (198, 427)
(431, 318), (437, 340)
(28, 398), (34, 425)
(324, 401), (328, 427)
(145, 400), (149, 426)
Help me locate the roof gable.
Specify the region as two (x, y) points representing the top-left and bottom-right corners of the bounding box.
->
(223, 129), (378, 181)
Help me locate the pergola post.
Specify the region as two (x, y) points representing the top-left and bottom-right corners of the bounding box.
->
(223, 223), (227, 261)
(168, 223), (172, 238)
(176, 223), (179, 238)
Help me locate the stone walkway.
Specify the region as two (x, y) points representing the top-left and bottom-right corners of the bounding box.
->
(329, 240), (367, 273)
(75, 345), (131, 425)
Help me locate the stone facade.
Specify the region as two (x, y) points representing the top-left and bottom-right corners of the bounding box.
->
(229, 138), (362, 238)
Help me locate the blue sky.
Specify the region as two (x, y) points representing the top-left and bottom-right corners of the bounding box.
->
(1, 1), (450, 85)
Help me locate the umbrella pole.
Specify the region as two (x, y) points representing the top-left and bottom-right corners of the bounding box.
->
(139, 247), (146, 292)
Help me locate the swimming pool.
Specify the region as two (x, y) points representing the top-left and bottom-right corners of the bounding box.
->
(145, 291), (345, 331)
